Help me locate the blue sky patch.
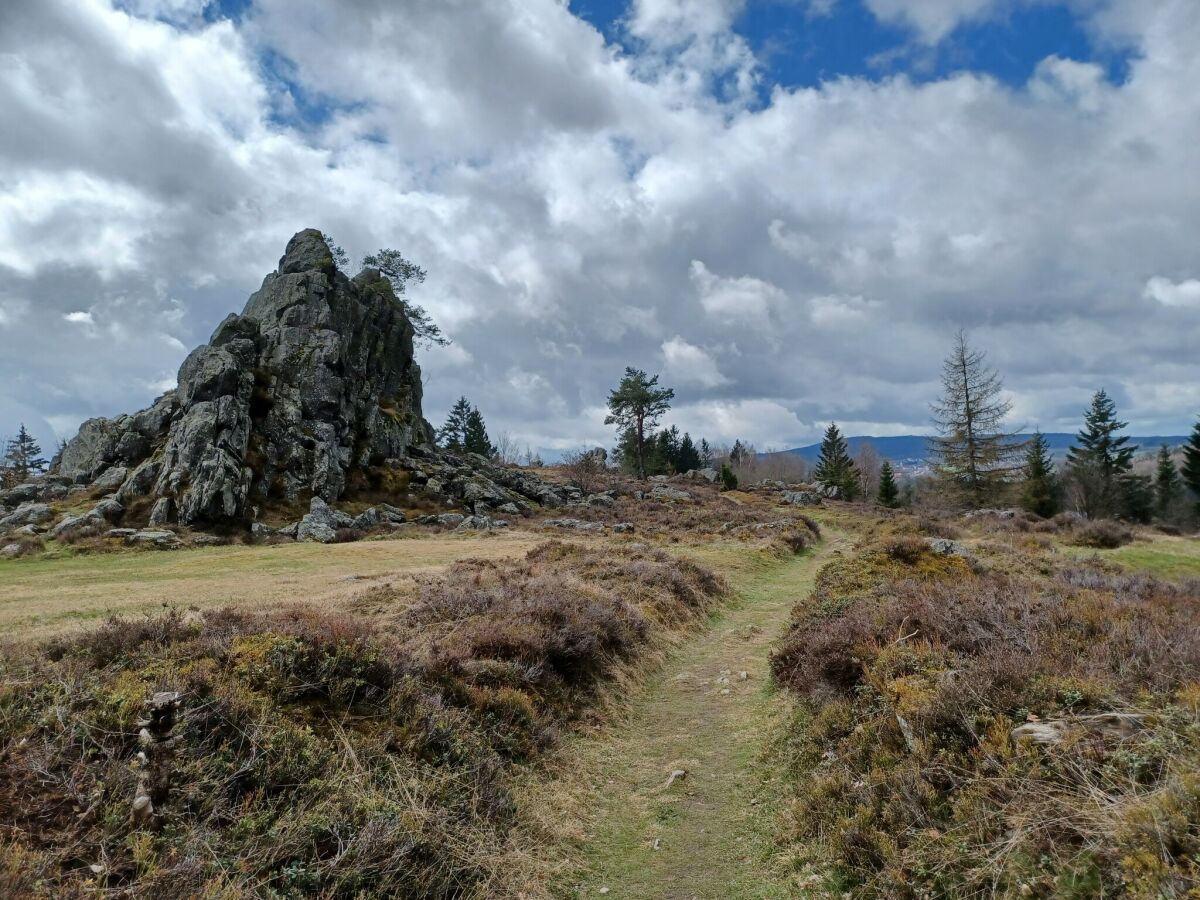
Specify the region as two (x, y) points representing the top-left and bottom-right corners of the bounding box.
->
(570, 0), (1134, 90)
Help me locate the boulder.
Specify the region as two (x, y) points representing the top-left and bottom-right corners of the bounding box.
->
(542, 518), (605, 531)
(92, 466), (129, 493)
(352, 505), (407, 530)
(781, 490), (822, 507)
(91, 497), (124, 523)
(1, 483), (42, 507)
(415, 513), (466, 528)
(0, 542), (22, 559)
(649, 484), (691, 502)
(297, 497), (340, 543)
(612, 523), (635, 533)
(923, 537), (971, 557)
(126, 530), (181, 548)
(455, 515), (508, 531)
(0, 502), (54, 529)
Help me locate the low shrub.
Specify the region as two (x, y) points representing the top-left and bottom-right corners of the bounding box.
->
(0, 541), (725, 897)
(1071, 518), (1135, 549)
(772, 515), (1200, 897)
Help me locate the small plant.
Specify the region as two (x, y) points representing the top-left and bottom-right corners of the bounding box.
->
(719, 462), (738, 491)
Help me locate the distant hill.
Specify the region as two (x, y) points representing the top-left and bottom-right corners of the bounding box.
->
(782, 433), (1189, 466)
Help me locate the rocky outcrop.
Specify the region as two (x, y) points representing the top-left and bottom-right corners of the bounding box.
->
(45, 230), (571, 536)
(52, 230), (433, 527)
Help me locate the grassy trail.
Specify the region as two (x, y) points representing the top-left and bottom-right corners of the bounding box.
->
(560, 536), (841, 899)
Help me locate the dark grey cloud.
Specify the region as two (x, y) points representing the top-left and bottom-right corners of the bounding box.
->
(1, 0), (1198, 459)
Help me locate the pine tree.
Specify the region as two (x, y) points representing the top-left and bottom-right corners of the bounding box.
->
(1066, 389), (1135, 519)
(604, 368), (674, 479)
(729, 440), (747, 467)
(1154, 445), (1182, 520)
(361, 247), (449, 347)
(437, 397), (473, 451)
(813, 423), (860, 500)
(699, 438), (713, 466)
(877, 461), (900, 508)
(463, 407), (495, 457)
(930, 330), (1024, 508)
(676, 433), (702, 473)
(3, 424), (48, 483)
(1020, 430), (1060, 518)
(1183, 419), (1200, 516)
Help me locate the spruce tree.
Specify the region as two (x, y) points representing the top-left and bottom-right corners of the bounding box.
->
(1183, 419), (1200, 516)
(813, 423), (860, 500)
(930, 330), (1023, 508)
(699, 438), (713, 467)
(437, 397), (473, 451)
(1154, 445), (1182, 520)
(1020, 430), (1060, 518)
(676, 433), (702, 473)
(1066, 389), (1135, 519)
(3, 424), (48, 483)
(729, 440), (747, 467)
(604, 368), (674, 479)
(877, 461), (900, 508)
(463, 407), (494, 457)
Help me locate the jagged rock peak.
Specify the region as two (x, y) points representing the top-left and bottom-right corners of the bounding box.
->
(55, 229), (435, 525)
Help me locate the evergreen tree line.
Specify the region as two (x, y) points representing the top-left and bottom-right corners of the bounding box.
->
(436, 396), (496, 457)
(926, 331), (1200, 522)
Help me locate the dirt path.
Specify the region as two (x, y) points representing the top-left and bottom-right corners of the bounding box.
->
(561, 538), (840, 899)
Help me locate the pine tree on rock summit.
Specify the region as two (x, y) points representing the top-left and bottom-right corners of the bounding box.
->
(3, 424), (48, 485)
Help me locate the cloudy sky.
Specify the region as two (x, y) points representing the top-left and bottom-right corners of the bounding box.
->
(1, 0), (1198, 458)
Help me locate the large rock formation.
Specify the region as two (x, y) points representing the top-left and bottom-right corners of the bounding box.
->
(52, 230), (437, 526)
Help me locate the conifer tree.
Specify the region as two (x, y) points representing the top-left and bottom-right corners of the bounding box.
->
(1066, 389), (1135, 519)
(728, 440), (747, 467)
(361, 247), (449, 348)
(676, 433), (702, 473)
(719, 462), (738, 491)
(1154, 445), (1182, 520)
(463, 407), (495, 457)
(604, 368), (674, 479)
(1184, 419), (1200, 515)
(930, 330), (1023, 508)
(877, 461), (900, 508)
(699, 438), (713, 466)
(437, 397), (473, 451)
(1020, 430), (1060, 518)
(3, 424), (48, 483)
(813, 422), (860, 500)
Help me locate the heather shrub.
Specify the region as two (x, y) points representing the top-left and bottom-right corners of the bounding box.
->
(1070, 518), (1135, 549)
(772, 517), (1200, 897)
(0, 541), (724, 897)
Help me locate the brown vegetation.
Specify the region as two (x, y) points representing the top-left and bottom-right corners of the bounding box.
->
(771, 516), (1200, 897)
(0, 542), (725, 897)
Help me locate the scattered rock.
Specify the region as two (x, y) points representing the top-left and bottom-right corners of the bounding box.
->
(585, 492), (616, 508)
(542, 518), (605, 531)
(250, 522), (275, 538)
(0, 502), (54, 529)
(91, 466), (129, 494)
(781, 490), (822, 507)
(105, 528), (138, 539)
(126, 530), (181, 548)
(0, 543), (23, 559)
(415, 513), (466, 528)
(649, 484), (691, 501)
(351, 504), (407, 530)
(923, 537), (971, 557)
(455, 515), (509, 531)
(612, 522), (635, 533)
(91, 497), (124, 523)
(191, 534), (225, 547)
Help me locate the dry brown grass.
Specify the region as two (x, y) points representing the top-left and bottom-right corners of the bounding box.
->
(0, 532), (541, 641)
(0, 541), (727, 898)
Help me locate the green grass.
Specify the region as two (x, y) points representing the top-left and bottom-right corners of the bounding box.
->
(1091, 534), (1200, 580)
(552, 535), (846, 899)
